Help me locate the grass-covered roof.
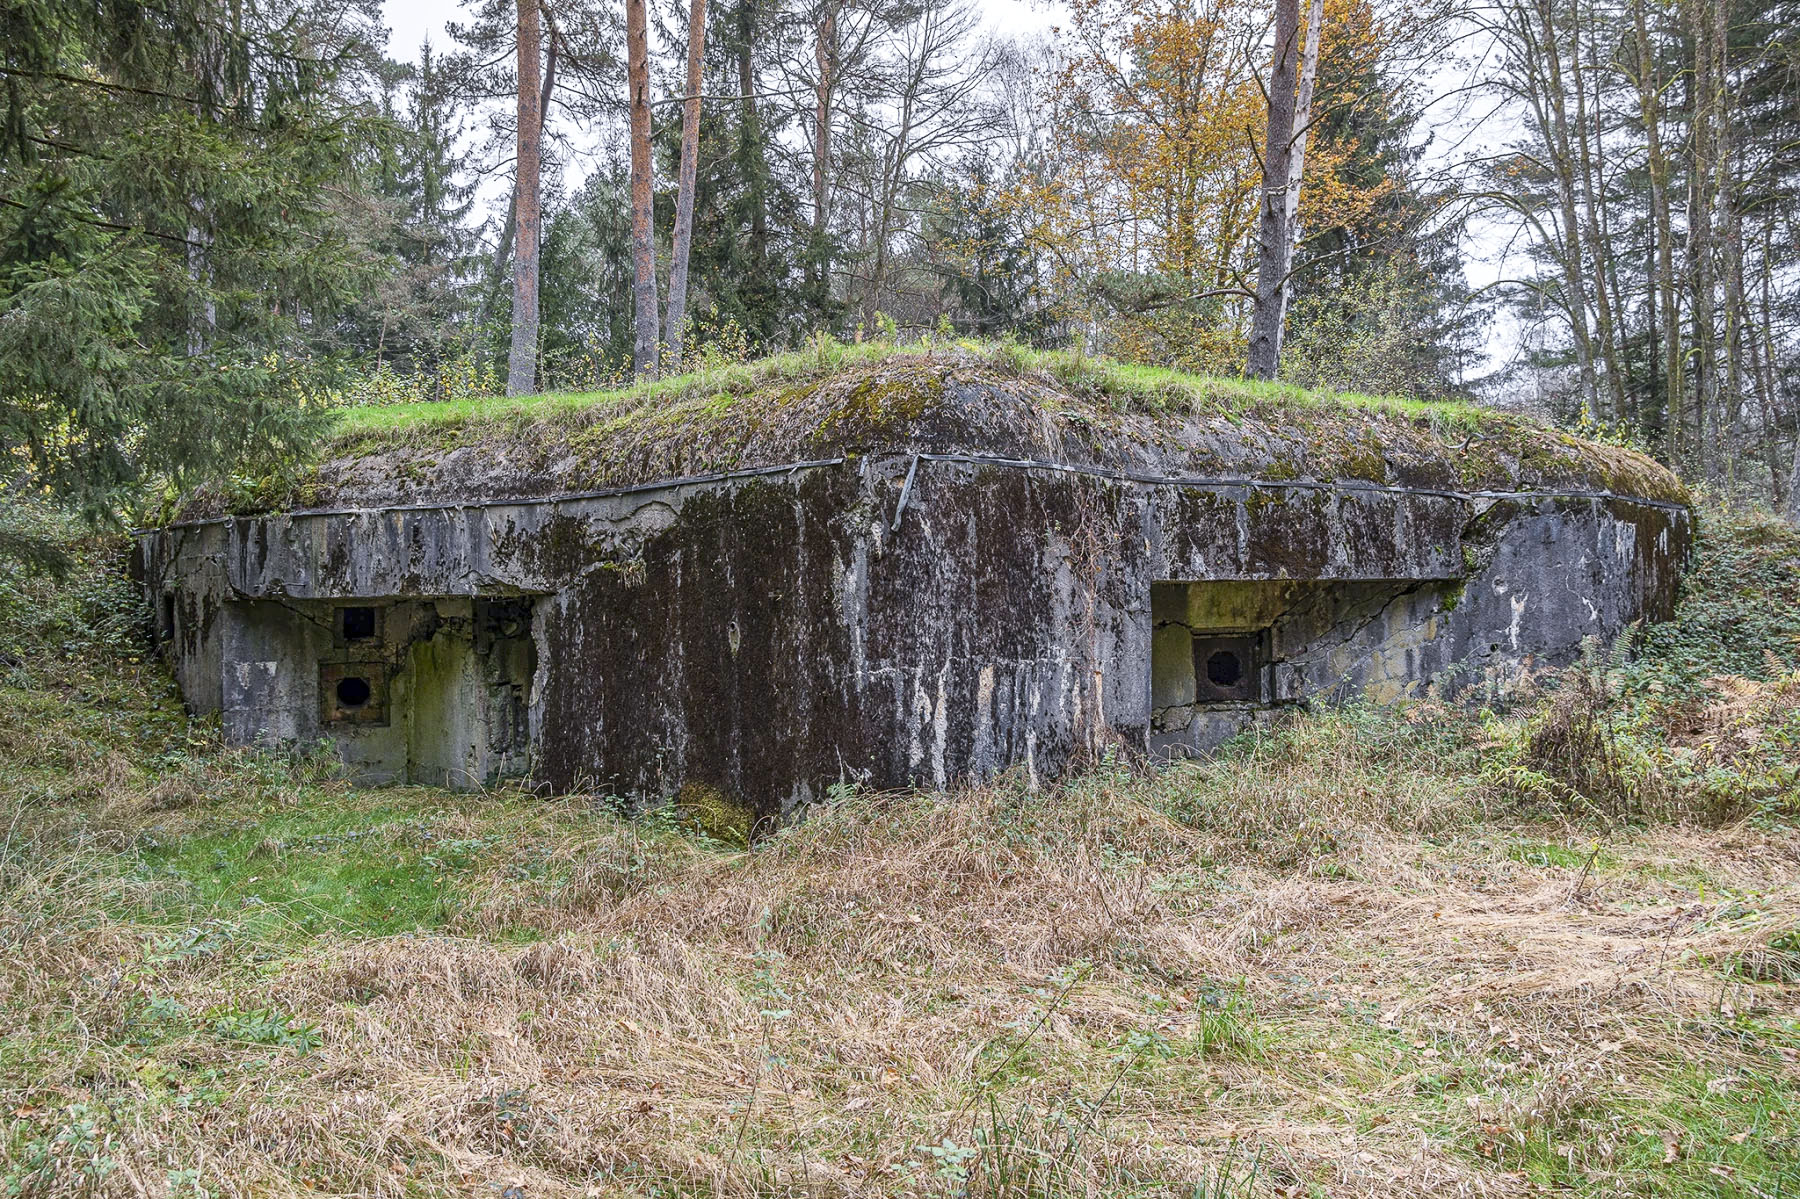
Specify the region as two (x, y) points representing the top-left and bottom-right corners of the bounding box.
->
(186, 341), (1687, 519)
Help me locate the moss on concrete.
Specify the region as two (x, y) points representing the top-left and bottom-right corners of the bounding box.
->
(676, 780), (759, 846)
(181, 344), (1688, 519)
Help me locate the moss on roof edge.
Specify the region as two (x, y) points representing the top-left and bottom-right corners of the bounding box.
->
(179, 348), (1689, 521)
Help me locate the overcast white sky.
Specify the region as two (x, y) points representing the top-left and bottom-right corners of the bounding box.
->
(379, 0), (1059, 64)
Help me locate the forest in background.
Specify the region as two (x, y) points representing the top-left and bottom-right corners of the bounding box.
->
(1, 0), (1797, 530)
(6, 7), (1800, 1191)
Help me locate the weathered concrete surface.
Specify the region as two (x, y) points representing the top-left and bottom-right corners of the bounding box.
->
(139, 364), (1690, 817)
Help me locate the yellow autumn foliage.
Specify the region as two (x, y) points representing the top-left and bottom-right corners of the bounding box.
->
(1014, 0), (1405, 369)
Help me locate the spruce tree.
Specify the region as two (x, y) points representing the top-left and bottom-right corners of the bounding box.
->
(338, 45), (479, 382)
(0, 0), (382, 520)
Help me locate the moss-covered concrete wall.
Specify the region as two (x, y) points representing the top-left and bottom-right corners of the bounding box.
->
(138, 451), (1689, 818)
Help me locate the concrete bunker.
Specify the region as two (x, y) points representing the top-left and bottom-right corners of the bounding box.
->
(137, 356), (1691, 817)
(221, 595), (540, 787)
(1149, 578), (1447, 755)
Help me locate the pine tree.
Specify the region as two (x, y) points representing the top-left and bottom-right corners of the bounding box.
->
(923, 154), (1044, 337)
(443, 0), (617, 375)
(537, 165), (636, 382)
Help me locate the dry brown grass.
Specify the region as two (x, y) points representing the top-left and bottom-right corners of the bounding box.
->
(6, 711), (1799, 1198)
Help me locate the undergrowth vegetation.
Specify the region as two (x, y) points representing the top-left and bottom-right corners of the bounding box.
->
(1490, 504), (1800, 828)
(4, 506), (1800, 1197)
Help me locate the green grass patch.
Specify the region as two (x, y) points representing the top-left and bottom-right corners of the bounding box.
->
(115, 786), (682, 943)
(126, 798), (473, 938)
(325, 338), (1497, 447)
(1500, 1063), (1800, 1196)
(328, 336), (909, 440)
(1504, 838), (1620, 871)
(1028, 349), (1494, 425)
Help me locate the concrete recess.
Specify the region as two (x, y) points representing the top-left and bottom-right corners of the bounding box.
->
(136, 355), (1691, 822)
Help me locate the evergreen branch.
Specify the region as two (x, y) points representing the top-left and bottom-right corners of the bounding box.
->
(0, 65), (206, 107)
(23, 134), (108, 159)
(0, 196), (205, 248)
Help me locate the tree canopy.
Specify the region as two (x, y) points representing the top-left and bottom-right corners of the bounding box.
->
(3, 0), (1798, 528)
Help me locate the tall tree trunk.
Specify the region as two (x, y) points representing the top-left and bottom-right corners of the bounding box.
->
(1721, 75), (1746, 487)
(1763, 236), (1800, 519)
(1246, 0), (1301, 380)
(1566, 0), (1628, 424)
(627, 0), (661, 379)
(812, 4), (836, 265)
(1275, 0), (1323, 335)
(1740, 293), (1782, 507)
(1687, 0), (1719, 478)
(1527, 0), (1600, 413)
(481, 40), (556, 340)
(506, 0), (543, 397)
(860, 74), (920, 328)
(1749, 226), (1793, 513)
(664, 0), (707, 367)
(186, 199), (215, 356)
(862, 187), (893, 327)
(1630, 0), (1680, 455)
(738, 0), (766, 267)
(1586, 26), (1633, 425)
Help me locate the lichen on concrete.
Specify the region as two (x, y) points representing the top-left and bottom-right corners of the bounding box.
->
(142, 352), (1693, 819)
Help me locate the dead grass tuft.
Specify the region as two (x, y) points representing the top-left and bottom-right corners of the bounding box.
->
(309, 937), (520, 1004)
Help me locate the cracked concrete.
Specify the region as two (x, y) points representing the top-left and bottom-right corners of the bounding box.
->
(139, 439), (1689, 819)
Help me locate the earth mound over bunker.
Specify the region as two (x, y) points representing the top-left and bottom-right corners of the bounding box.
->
(145, 348), (1689, 815)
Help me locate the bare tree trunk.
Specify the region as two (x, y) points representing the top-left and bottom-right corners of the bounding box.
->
(1748, 227), (1795, 514)
(1566, 0), (1628, 423)
(481, 41), (556, 339)
(1687, 0), (1719, 478)
(1740, 293), (1782, 507)
(1275, 0), (1323, 335)
(664, 0), (707, 367)
(506, 0), (543, 396)
(738, 0), (766, 267)
(1527, 0), (1600, 413)
(627, 0), (660, 379)
(1785, 404), (1800, 521)
(808, 2), (837, 304)
(1246, 0), (1301, 380)
(1586, 24), (1633, 425)
(813, 5), (836, 235)
(861, 152), (902, 327)
(1766, 239), (1800, 519)
(1627, 0), (1677, 448)
(1630, 0), (1680, 454)
(1721, 74), (1746, 488)
(186, 199), (216, 356)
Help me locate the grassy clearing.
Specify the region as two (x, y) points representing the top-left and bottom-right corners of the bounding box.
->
(4, 513), (1800, 1198)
